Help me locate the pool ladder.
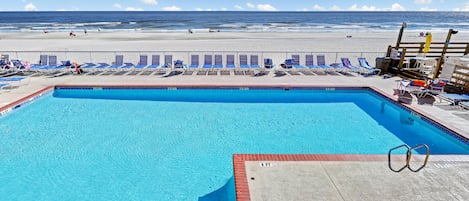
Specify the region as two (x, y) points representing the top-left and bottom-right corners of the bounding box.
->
(388, 144), (430, 172)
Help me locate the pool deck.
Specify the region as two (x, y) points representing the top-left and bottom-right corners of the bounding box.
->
(1, 72), (468, 200)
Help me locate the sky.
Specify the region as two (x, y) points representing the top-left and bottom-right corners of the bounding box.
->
(4, 0), (469, 12)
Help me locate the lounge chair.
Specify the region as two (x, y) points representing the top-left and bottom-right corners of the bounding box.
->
(340, 58), (361, 73)
(291, 54), (304, 69)
(284, 59), (294, 69)
(459, 101), (469, 110)
(173, 60), (184, 68)
(357, 57), (381, 75)
(190, 55), (200, 69)
(163, 55), (172, 68)
(305, 55), (322, 72)
(0, 83), (9, 90)
(239, 54), (249, 69)
(147, 55), (160, 69)
(250, 55), (260, 69)
(108, 55), (124, 70)
(264, 58), (274, 69)
(214, 55), (223, 69)
(31, 55), (48, 71)
(316, 55), (334, 71)
(397, 79), (428, 97)
(203, 55), (213, 69)
(437, 93), (469, 105)
(226, 54), (235, 69)
(134, 55), (148, 69)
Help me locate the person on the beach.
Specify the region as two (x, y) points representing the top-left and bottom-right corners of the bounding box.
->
(188, 29), (193, 34)
(84, 29), (87, 35)
(69, 31), (76, 37)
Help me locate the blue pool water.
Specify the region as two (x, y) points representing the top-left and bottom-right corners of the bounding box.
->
(0, 88), (467, 200)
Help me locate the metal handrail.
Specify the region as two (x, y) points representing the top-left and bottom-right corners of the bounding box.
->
(388, 144), (411, 173)
(407, 144), (430, 172)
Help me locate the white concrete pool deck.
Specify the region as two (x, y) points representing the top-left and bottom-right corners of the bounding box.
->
(1, 71), (468, 201)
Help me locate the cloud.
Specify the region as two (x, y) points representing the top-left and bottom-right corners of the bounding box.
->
(125, 7), (144, 11)
(312, 4), (325, 11)
(246, 3), (255, 8)
(141, 0), (157, 5)
(25, 3), (38, 11)
(419, 7), (437, 11)
(414, 0), (432, 4)
(257, 4), (276, 11)
(234, 5), (243, 10)
(349, 4), (379, 11)
(391, 3), (405, 11)
(297, 8), (308, 11)
(163, 6), (181, 11)
(114, 3), (122, 9)
(454, 3), (469, 11)
(330, 5), (343, 11)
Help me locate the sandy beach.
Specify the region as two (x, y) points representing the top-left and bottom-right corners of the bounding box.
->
(0, 31), (467, 63)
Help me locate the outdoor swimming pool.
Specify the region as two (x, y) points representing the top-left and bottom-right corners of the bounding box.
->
(0, 87), (468, 201)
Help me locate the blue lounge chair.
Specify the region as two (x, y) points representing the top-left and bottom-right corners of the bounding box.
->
(0, 83), (9, 90)
(357, 57), (381, 75)
(163, 55), (172, 68)
(46, 55), (60, 69)
(134, 55), (148, 69)
(148, 55), (160, 69)
(95, 62), (110, 69)
(174, 60), (184, 68)
(31, 55), (48, 70)
(438, 93), (469, 105)
(239, 55), (249, 69)
(291, 54), (304, 69)
(214, 55), (223, 69)
(226, 54), (235, 69)
(203, 55), (213, 69)
(109, 55), (124, 69)
(250, 55), (260, 69)
(190, 55), (199, 69)
(316, 55), (335, 71)
(264, 58), (273, 68)
(284, 59), (294, 69)
(459, 101), (469, 110)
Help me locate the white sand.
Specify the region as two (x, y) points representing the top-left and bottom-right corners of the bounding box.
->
(0, 31), (468, 65)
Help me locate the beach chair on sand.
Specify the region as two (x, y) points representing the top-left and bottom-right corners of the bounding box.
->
(250, 55), (260, 69)
(226, 55), (235, 69)
(203, 55), (213, 69)
(239, 55), (249, 69)
(134, 55), (148, 69)
(357, 57), (381, 75)
(148, 55), (160, 69)
(214, 55), (223, 69)
(291, 54), (304, 69)
(190, 55), (200, 69)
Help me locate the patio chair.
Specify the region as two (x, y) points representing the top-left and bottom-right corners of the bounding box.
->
(203, 55), (213, 69)
(250, 55), (260, 69)
(134, 55), (149, 69)
(190, 55), (200, 69)
(341, 58), (360, 73)
(148, 55), (160, 69)
(291, 54), (304, 69)
(357, 57), (381, 75)
(437, 93), (469, 105)
(316, 55), (334, 71)
(264, 58), (274, 69)
(239, 54), (249, 69)
(109, 55), (124, 70)
(163, 55), (172, 68)
(214, 55), (223, 69)
(305, 54), (322, 72)
(226, 54), (235, 69)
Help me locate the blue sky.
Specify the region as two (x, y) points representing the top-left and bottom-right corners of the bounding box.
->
(5, 0), (469, 11)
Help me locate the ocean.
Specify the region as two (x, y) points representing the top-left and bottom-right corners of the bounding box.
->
(0, 11), (468, 33)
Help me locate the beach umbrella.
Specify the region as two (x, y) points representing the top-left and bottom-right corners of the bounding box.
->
(423, 32), (432, 53)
